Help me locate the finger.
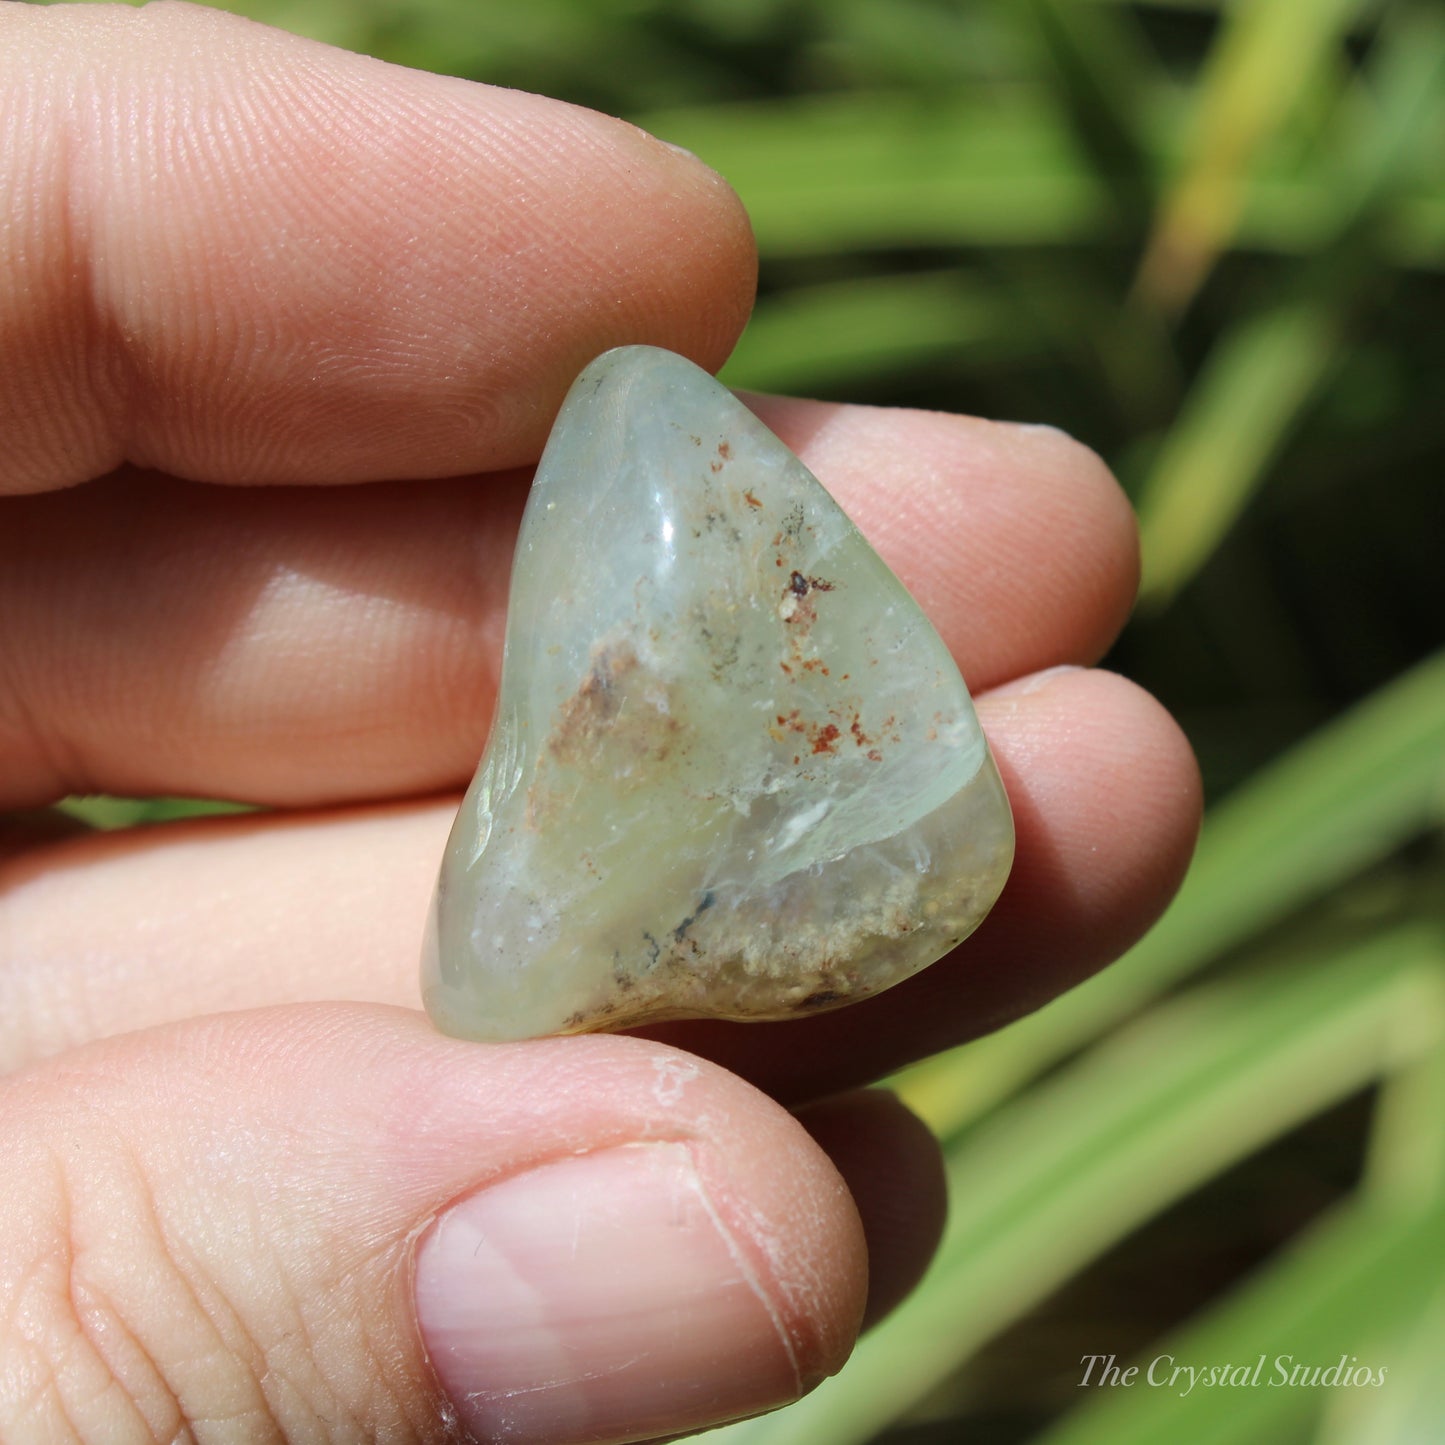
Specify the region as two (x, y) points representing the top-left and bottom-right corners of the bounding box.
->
(0, 407), (1134, 806)
(0, 800), (452, 1072)
(0, 1007), (867, 1444)
(0, 1), (754, 494)
(0, 669), (1198, 1091)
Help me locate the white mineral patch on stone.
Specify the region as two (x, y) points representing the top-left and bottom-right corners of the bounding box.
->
(422, 345), (1014, 1041)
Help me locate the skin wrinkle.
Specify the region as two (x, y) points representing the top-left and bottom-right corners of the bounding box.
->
(75, 51), (165, 481)
(351, 1307), (437, 1444)
(26, 1074), (390, 1442)
(13, 1153), (85, 1444)
(1, 1138), (153, 1443)
(67, 80), (131, 482)
(73, 1138), (274, 1441)
(722, 1192), (829, 1385)
(64, 1275), (167, 1444)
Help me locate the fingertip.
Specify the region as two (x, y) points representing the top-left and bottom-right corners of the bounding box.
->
(994, 422), (1142, 661)
(980, 665), (1202, 969)
(0, 2), (758, 491)
(608, 119), (759, 378)
(391, 1028), (868, 1395)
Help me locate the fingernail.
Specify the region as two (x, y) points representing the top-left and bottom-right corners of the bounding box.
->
(414, 1143), (803, 1445)
(986, 663), (1085, 699)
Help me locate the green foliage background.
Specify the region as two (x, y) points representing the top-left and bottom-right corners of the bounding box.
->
(61, 1), (1445, 1440)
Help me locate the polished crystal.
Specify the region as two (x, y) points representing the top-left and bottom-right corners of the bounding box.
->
(423, 346), (1013, 1041)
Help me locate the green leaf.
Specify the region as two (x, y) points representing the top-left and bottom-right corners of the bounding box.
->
(56, 796), (256, 829)
(1136, 0), (1369, 310)
(1327, 2), (1445, 245)
(1135, 293), (1339, 605)
(718, 272), (1012, 393)
(712, 930), (1445, 1445)
(1134, 5), (1445, 602)
(900, 649), (1445, 1139)
(1036, 1195), (1445, 1445)
(634, 91), (1445, 266)
(635, 92), (1114, 254)
(1037, 1038), (1445, 1445)
(1363, 1028), (1445, 1212)
(1315, 1258), (1445, 1445)
(1015, 0), (1160, 226)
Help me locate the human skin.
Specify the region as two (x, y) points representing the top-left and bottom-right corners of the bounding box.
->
(0, 4), (1202, 1443)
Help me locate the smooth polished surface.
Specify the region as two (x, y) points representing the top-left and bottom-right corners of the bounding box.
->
(424, 347), (1013, 1040)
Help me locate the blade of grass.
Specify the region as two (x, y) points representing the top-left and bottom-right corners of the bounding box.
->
(1135, 291), (1339, 606)
(824, 0), (1018, 90)
(56, 796), (256, 828)
(718, 272), (1013, 393)
(1135, 0), (1367, 312)
(1016, 0), (1159, 225)
(1134, 5), (1445, 603)
(1037, 1042), (1445, 1445)
(1315, 1264), (1445, 1445)
(1315, 1033), (1445, 1443)
(635, 92), (1445, 265)
(899, 649), (1445, 1138)
(636, 92), (1115, 254)
(1327, 4), (1445, 241)
(1036, 1195), (1445, 1445)
(711, 929), (1445, 1445)
(1364, 1031), (1445, 1211)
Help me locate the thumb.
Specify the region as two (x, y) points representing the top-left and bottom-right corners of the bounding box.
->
(0, 1006), (864, 1443)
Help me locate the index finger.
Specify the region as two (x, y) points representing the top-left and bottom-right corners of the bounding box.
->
(1, 1), (755, 494)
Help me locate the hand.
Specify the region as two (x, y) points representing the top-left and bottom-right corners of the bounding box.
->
(0, 4), (1201, 1442)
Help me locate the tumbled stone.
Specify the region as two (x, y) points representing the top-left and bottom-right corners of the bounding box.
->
(423, 346), (1013, 1041)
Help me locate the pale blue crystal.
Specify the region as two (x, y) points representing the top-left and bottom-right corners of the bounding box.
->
(423, 346), (1013, 1041)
